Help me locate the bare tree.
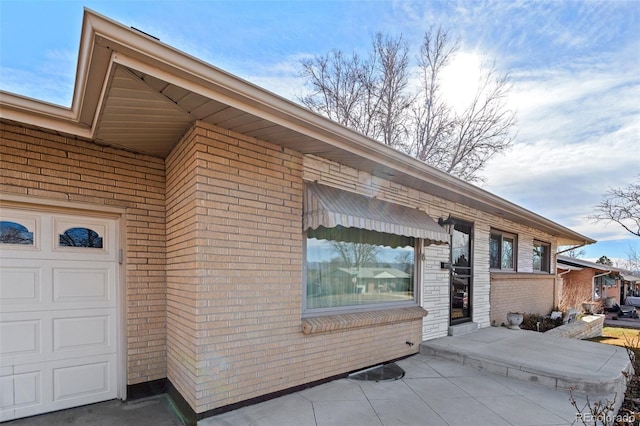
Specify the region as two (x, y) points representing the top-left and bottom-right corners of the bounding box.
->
(299, 33), (411, 146)
(625, 244), (640, 274)
(409, 27), (457, 167)
(329, 241), (380, 268)
(445, 64), (515, 181)
(298, 27), (516, 183)
(592, 176), (640, 237)
(562, 246), (586, 258)
(374, 33), (412, 147)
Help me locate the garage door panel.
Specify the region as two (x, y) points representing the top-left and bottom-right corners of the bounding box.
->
(53, 314), (113, 353)
(0, 367), (43, 422)
(0, 319), (40, 357)
(0, 267), (41, 305)
(53, 359), (111, 401)
(53, 264), (114, 305)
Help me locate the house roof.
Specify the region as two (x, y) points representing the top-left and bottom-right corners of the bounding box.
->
(0, 8), (595, 247)
(557, 255), (638, 278)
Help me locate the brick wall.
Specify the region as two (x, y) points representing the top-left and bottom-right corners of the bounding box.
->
(560, 268), (595, 310)
(490, 273), (556, 326)
(0, 121), (166, 385)
(165, 122), (424, 413)
(545, 314), (604, 339)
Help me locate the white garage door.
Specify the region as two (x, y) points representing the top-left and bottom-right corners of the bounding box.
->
(0, 207), (119, 421)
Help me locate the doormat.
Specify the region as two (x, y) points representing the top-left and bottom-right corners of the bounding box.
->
(348, 363), (405, 382)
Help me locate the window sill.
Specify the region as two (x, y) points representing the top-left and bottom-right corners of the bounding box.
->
(301, 306), (428, 335)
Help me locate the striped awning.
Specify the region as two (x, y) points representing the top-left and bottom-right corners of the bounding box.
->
(303, 182), (450, 245)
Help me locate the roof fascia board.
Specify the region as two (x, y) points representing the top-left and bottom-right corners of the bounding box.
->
(0, 92), (92, 137)
(557, 256), (624, 272)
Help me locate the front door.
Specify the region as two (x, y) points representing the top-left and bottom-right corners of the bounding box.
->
(450, 220), (473, 324)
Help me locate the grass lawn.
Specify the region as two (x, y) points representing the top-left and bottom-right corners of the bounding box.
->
(588, 326), (640, 358)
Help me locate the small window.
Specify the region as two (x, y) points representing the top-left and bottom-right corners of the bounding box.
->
(0, 221), (34, 245)
(594, 277), (603, 300)
(59, 227), (103, 248)
(533, 241), (550, 273)
(305, 226), (416, 314)
(489, 230), (517, 271)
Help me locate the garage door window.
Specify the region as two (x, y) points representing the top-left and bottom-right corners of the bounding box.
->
(0, 221), (34, 245)
(59, 227), (103, 248)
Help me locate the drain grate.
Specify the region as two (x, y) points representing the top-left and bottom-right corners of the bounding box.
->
(348, 363), (405, 382)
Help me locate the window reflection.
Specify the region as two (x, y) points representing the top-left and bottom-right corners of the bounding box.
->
(59, 227), (103, 248)
(0, 221), (34, 245)
(306, 226), (415, 310)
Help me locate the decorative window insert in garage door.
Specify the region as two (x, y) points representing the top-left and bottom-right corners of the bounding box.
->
(0, 207), (119, 422)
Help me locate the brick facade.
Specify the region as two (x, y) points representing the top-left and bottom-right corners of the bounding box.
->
(560, 268), (596, 310)
(0, 119), (563, 415)
(164, 122), (424, 413)
(0, 121), (166, 385)
(489, 273), (556, 326)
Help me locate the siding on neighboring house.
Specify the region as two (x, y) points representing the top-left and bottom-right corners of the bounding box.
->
(560, 268), (596, 310)
(0, 121), (166, 385)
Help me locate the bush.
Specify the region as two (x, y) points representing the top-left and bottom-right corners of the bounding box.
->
(520, 313), (563, 332)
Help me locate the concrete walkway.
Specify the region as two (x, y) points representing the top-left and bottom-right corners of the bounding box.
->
(5, 328), (632, 426)
(203, 328), (631, 426)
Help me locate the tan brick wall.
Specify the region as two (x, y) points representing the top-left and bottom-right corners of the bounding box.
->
(560, 268), (595, 310)
(0, 121), (166, 385)
(490, 273), (556, 325)
(165, 122), (423, 413)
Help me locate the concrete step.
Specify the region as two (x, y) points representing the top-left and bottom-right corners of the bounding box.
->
(448, 321), (478, 336)
(420, 327), (631, 400)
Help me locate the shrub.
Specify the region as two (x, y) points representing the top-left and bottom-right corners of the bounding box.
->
(520, 313), (563, 332)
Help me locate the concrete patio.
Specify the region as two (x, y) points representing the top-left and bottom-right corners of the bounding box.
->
(203, 327), (631, 426)
(5, 327), (633, 426)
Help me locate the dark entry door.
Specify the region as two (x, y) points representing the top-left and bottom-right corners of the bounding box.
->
(450, 220), (473, 324)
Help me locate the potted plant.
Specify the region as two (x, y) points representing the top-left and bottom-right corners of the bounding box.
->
(582, 301), (598, 314)
(506, 312), (524, 330)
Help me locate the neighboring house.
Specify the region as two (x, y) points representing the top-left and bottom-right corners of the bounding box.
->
(0, 9), (594, 424)
(557, 255), (639, 309)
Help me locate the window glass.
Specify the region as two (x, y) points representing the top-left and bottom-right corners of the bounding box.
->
(306, 226), (415, 311)
(502, 237), (514, 269)
(489, 233), (500, 269)
(0, 221), (34, 245)
(594, 278), (602, 300)
(533, 241), (550, 272)
(59, 227), (103, 248)
(489, 230), (517, 271)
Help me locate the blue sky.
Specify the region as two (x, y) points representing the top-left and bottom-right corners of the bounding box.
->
(1, 0), (639, 265)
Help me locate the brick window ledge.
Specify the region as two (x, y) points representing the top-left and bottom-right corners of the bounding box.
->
(301, 306), (428, 335)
